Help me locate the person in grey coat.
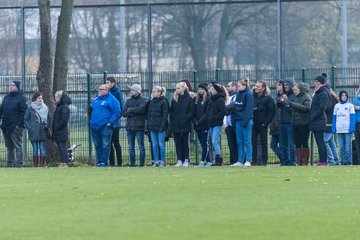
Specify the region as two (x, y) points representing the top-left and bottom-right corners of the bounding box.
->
(24, 92), (51, 167)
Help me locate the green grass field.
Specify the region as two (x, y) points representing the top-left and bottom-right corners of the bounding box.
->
(1, 166), (360, 240)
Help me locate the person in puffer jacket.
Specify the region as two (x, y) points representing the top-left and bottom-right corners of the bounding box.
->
(147, 86), (169, 167)
(90, 84), (120, 167)
(286, 82), (311, 166)
(332, 90), (355, 165)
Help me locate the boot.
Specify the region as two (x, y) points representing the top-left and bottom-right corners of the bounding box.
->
(33, 157), (39, 167)
(212, 156), (223, 166)
(302, 148), (310, 166)
(39, 156), (46, 167)
(296, 148), (302, 166)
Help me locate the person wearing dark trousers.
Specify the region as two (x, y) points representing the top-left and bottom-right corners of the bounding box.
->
(310, 75), (329, 166)
(170, 82), (195, 167)
(277, 77), (297, 166)
(194, 83), (211, 166)
(52, 90), (72, 167)
(269, 81), (284, 164)
(0, 81), (27, 168)
(122, 84), (147, 167)
(252, 80), (275, 166)
(106, 76), (125, 167)
(225, 81), (238, 165)
(353, 86), (360, 165)
(287, 82), (312, 166)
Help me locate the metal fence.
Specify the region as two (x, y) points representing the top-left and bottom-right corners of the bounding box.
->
(0, 1), (359, 76)
(0, 66), (358, 167)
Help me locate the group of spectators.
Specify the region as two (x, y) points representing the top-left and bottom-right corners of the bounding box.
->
(1, 74), (359, 168)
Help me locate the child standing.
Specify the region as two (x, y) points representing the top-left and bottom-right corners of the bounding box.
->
(332, 90), (356, 165)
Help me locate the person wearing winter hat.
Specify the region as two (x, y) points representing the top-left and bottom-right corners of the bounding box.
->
(0, 81), (27, 167)
(332, 90), (356, 165)
(276, 77), (296, 166)
(310, 75), (329, 166)
(123, 83), (148, 166)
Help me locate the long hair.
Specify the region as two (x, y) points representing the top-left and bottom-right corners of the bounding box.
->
(195, 88), (208, 103)
(153, 85), (166, 97)
(173, 82), (188, 102)
(238, 78), (250, 88)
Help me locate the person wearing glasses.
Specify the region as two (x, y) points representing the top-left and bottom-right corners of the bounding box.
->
(89, 84), (121, 167)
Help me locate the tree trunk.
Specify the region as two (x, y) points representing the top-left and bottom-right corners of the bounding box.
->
(53, 0), (74, 93)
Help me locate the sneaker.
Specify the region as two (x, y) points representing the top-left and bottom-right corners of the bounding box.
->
(198, 161), (205, 167)
(152, 161), (159, 167)
(175, 160), (183, 167)
(159, 161), (165, 167)
(231, 162), (244, 167)
(205, 161), (213, 167)
(244, 161), (251, 167)
(96, 162), (107, 167)
(183, 160), (190, 167)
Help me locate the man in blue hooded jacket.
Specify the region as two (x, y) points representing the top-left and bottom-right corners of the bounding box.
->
(90, 84), (121, 167)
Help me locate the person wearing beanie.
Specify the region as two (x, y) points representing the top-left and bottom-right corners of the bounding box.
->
(194, 83), (211, 166)
(106, 76), (125, 167)
(0, 81), (27, 167)
(310, 75), (329, 166)
(276, 77), (296, 166)
(332, 90), (356, 165)
(123, 83), (148, 166)
(353, 85), (360, 165)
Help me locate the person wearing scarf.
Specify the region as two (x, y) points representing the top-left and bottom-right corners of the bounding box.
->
(24, 92), (51, 167)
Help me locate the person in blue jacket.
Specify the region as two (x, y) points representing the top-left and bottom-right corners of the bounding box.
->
(354, 86), (360, 164)
(89, 84), (121, 167)
(231, 78), (254, 167)
(0, 80), (27, 167)
(106, 76), (124, 167)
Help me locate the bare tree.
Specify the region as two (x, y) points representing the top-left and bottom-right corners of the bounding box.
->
(53, 0), (74, 93)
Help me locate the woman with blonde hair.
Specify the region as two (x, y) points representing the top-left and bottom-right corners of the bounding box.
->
(147, 86), (169, 167)
(170, 82), (194, 167)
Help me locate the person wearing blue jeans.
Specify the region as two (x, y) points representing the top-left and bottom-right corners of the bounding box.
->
(90, 84), (121, 167)
(196, 129), (210, 164)
(207, 82), (226, 166)
(123, 84), (148, 167)
(235, 119), (253, 164)
(279, 123), (296, 166)
(332, 90), (355, 166)
(147, 86), (169, 167)
(232, 79), (253, 167)
(324, 133), (339, 165)
(127, 130), (145, 166)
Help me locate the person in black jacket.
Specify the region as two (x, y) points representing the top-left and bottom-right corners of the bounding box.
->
(324, 86), (339, 165)
(0, 80), (27, 167)
(225, 81), (238, 165)
(52, 90), (72, 167)
(310, 75), (329, 166)
(252, 80), (275, 166)
(106, 76), (124, 167)
(194, 83), (210, 166)
(276, 77), (296, 166)
(207, 82), (227, 166)
(147, 86), (169, 167)
(170, 82), (195, 167)
(232, 79), (254, 167)
(123, 84), (148, 167)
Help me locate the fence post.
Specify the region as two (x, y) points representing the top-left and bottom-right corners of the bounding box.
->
(193, 71), (198, 164)
(215, 68), (220, 82)
(301, 68), (306, 82)
(103, 71), (108, 84)
(87, 73), (93, 165)
(331, 66), (336, 92)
